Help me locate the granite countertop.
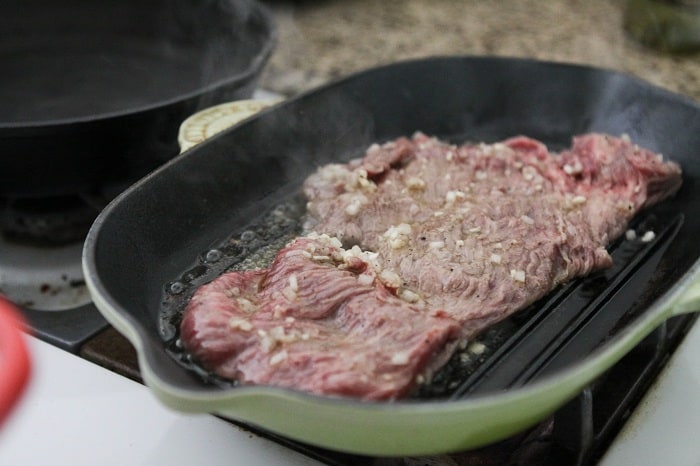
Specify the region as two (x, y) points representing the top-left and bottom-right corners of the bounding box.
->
(259, 0), (699, 101)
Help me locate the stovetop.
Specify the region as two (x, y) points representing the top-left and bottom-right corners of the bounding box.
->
(1, 309), (698, 465)
(2, 167), (698, 465)
(12, 282), (699, 466)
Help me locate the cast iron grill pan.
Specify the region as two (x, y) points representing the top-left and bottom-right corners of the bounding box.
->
(157, 189), (686, 399)
(90, 56), (700, 394)
(83, 56), (700, 455)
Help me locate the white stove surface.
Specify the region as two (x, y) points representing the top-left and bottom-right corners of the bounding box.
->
(600, 318), (700, 466)
(1, 322), (698, 466)
(0, 337), (321, 466)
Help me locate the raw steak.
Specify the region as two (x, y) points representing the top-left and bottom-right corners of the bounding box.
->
(180, 234), (462, 400)
(303, 133), (682, 336)
(181, 133), (681, 400)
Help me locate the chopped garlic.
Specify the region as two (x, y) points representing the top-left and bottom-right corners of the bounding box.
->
(445, 190), (466, 204)
(510, 269), (526, 283)
(641, 230), (656, 242)
(429, 241), (445, 249)
(288, 274), (298, 292)
(563, 161), (583, 175)
(236, 298), (256, 314)
(229, 318), (253, 332)
(269, 349), (288, 366)
(345, 201), (362, 216)
(357, 273), (374, 286)
(399, 288), (421, 303)
(468, 342), (487, 355)
(571, 195), (587, 205)
(522, 166), (537, 181)
(383, 223), (412, 250)
(475, 170), (487, 181)
(490, 253), (502, 264)
(391, 352), (410, 366)
(379, 270), (402, 288)
(521, 215), (535, 225)
(406, 176), (426, 190)
(625, 229), (637, 241)
(282, 287), (297, 301)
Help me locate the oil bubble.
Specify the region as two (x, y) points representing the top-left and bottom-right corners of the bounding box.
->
(169, 281), (185, 295)
(240, 230), (256, 242)
(205, 249), (222, 263)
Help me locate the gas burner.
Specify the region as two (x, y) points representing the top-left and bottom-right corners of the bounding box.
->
(0, 234), (89, 311)
(0, 194), (103, 245)
(0, 219), (108, 352)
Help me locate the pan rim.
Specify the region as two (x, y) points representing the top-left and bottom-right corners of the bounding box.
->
(0, 0), (277, 130)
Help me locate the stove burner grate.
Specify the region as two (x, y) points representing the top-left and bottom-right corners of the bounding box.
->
(0, 194), (103, 245)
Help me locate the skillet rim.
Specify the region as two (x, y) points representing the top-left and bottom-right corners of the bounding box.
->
(0, 0), (277, 129)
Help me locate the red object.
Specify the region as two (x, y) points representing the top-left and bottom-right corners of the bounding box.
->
(0, 296), (31, 425)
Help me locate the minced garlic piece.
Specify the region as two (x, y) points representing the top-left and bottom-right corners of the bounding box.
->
(379, 269), (402, 288)
(229, 318), (253, 332)
(344, 195), (368, 216)
(288, 274), (298, 292)
(641, 231), (656, 242)
(236, 297), (256, 314)
(391, 352), (410, 366)
(383, 223), (412, 249)
(563, 161), (583, 175)
(445, 190), (466, 204)
(510, 269), (526, 283)
(625, 229), (637, 241)
(357, 273), (374, 286)
(571, 195), (587, 205)
(468, 342), (487, 355)
(399, 288), (421, 303)
(490, 253), (502, 264)
(269, 349), (288, 366)
(522, 166), (537, 181)
(406, 176), (426, 190)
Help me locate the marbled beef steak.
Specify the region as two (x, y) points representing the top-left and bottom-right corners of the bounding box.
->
(181, 133), (682, 400)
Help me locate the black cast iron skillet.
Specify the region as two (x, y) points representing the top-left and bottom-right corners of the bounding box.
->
(0, 0), (275, 198)
(83, 56), (700, 456)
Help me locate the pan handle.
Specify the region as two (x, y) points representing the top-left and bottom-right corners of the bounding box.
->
(671, 268), (700, 316)
(177, 97), (282, 152)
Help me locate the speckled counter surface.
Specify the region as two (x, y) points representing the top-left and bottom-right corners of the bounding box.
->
(259, 0), (699, 101)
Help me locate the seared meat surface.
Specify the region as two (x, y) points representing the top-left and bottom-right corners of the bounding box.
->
(180, 234), (462, 400)
(303, 133), (682, 336)
(181, 133), (682, 400)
